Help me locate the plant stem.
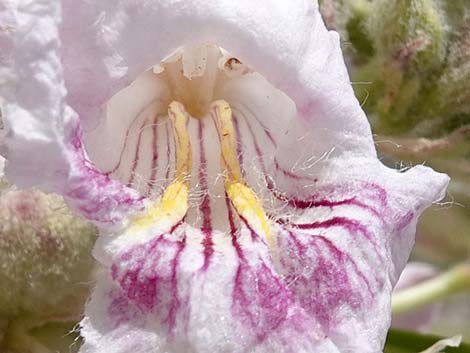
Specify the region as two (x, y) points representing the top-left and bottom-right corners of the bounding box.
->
(392, 263), (470, 315)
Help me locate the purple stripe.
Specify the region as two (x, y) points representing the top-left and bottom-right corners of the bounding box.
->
(106, 99), (161, 175)
(307, 238), (364, 323)
(286, 217), (373, 240)
(146, 116), (159, 196)
(198, 120), (213, 271)
(165, 121), (172, 181)
(127, 119), (147, 186)
(67, 125), (145, 224)
(274, 158), (319, 183)
(164, 234), (186, 335)
(110, 231), (187, 334)
(290, 197), (382, 218)
(241, 111), (313, 213)
(232, 114), (245, 178)
(236, 112), (269, 176)
(240, 215), (262, 242)
(287, 197), (376, 213)
(236, 109), (386, 229)
(225, 193), (244, 261)
(281, 229), (373, 326)
(268, 183), (381, 217)
(111, 235), (164, 309)
(236, 103), (277, 146)
(397, 210), (414, 231)
(236, 103), (319, 184)
(312, 235), (374, 296)
(284, 216), (382, 259)
(236, 111), (378, 238)
(107, 122), (133, 175)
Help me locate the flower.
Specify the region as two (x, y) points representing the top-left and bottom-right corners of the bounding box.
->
(0, 1), (449, 353)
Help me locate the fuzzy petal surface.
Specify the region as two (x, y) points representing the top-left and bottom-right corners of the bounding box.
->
(0, 1), (451, 353)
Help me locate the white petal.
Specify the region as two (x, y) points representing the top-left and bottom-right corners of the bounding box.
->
(0, 1), (145, 225)
(208, 80), (450, 350)
(0, 2), (452, 352)
(0, 0), (70, 189)
(81, 224), (340, 353)
(271, 157), (449, 352)
(59, 0), (373, 162)
(1, 1), (373, 222)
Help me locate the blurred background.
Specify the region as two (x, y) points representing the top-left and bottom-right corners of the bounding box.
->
(0, 0), (468, 352)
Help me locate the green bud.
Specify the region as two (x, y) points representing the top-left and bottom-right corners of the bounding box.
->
(320, 0), (375, 62)
(0, 187), (97, 320)
(364, 0), (448, 132)
(409, 21), (470, 138)
(345, 0), (375, 60)
(377, 64), (422, 133)
(369, 0), (447, 73)
(436, 23), (470, 117)
(441, 0), (470, 30)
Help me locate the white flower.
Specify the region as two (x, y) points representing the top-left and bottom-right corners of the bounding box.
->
(0, 1), (449, 352)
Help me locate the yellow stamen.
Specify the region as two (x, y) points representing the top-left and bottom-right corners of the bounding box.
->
(212, 100), (275, 249)
(169, 101), (192, 184)
(131, 102), (192, 230)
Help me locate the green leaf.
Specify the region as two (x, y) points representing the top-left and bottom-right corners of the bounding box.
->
(385, 329), (470, 353)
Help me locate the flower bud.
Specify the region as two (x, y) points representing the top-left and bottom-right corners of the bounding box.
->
(370, 0), (447, 73)
(344, 0), (375, 60)
(320, 0), (375, 62)
(434, 23), (470, 118)
(0, 187), (97, 320)
(396, 22), (470, 139)
(367, 0), (448, 132)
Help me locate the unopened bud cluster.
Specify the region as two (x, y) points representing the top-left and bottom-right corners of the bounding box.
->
(320, 0), (470, 137)
(0, 176), (97, 349)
